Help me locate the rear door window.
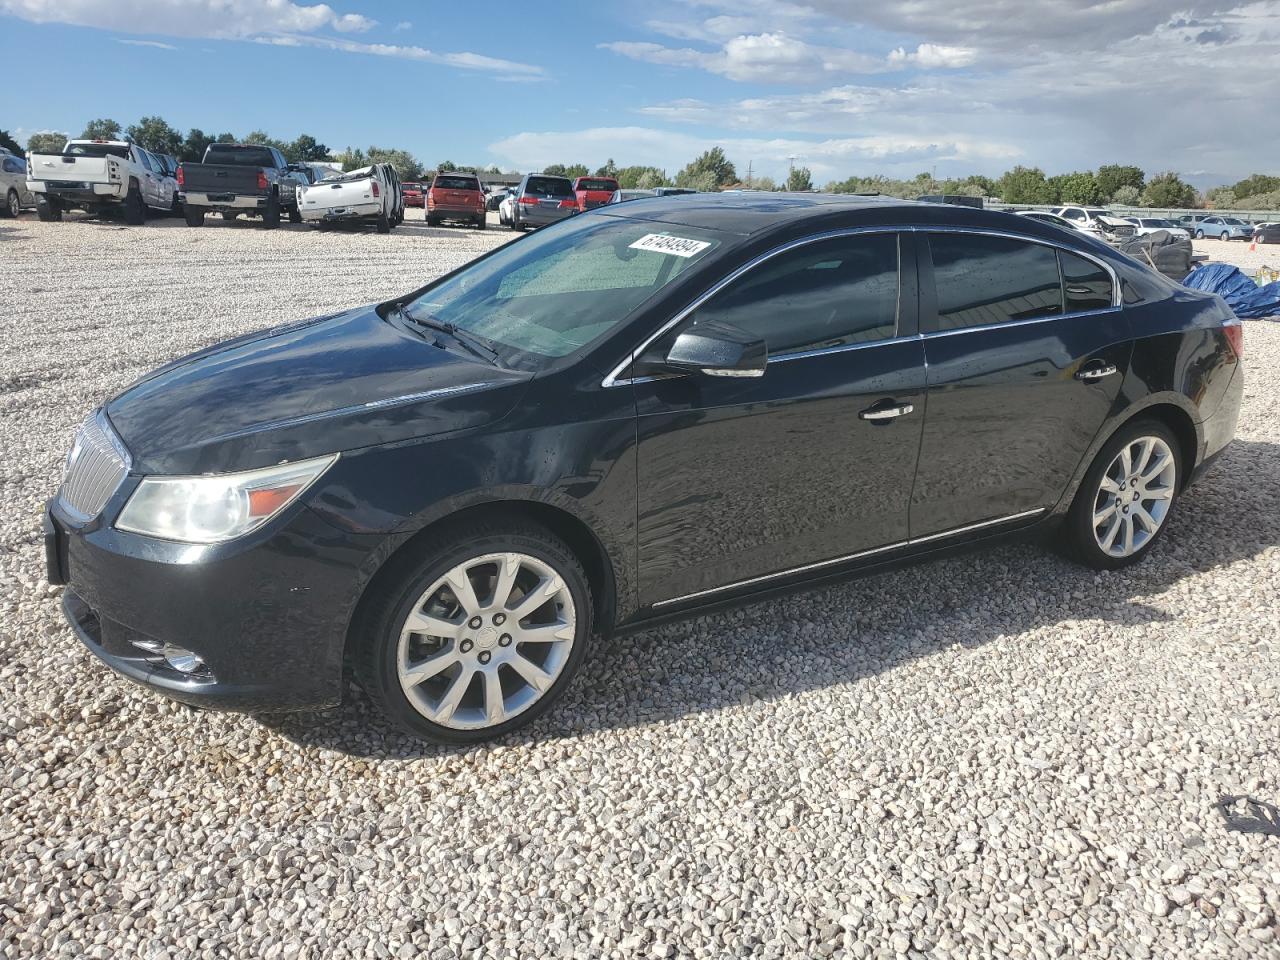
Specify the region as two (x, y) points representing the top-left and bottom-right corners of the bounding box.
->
(1059, 251), (1114, 313)
(524, 177), (574, 198)
(436, 175), (480, 191)
(926, 234), (1063, 331)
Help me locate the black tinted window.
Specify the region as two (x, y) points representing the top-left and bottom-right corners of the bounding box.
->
(1060, 251), (1113, 312)
(435, 175), (479, 190)
(691, 234), (900, 355)
(204, 145), (274, 167)
(524, 177), (574, 198)
(928, 234), (1062, 330)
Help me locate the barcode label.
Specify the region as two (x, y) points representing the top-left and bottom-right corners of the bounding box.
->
(628, 233), (711, 258)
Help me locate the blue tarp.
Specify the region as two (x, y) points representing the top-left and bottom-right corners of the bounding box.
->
(1181, 263), (1280, 319)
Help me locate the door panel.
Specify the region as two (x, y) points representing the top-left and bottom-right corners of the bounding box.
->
(632, 230), (924, 606)
(910, 233), (1133, 537)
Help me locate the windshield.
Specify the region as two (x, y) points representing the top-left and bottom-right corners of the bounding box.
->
(204, 145), (274, 167)
(577, 178), (618, 192)
(64, 142), (129, 159)
(1222, 218), (1245, 225)
(402, 216), (723, 367)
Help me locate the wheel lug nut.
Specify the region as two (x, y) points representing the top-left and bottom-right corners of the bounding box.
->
(499, 634), (512, 647)
(493, 613), (506, 625)
(468, 616), (482, 629)
(478, 651), (491, 664)
(460, 639), (473, 653)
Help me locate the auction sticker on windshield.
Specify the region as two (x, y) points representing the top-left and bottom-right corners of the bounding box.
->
(629, 233), (712, 258)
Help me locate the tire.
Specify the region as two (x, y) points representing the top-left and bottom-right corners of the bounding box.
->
(376, 211), (391, 234)
(509, 215), (521, 232)
(35, 197), (63, 222)
(288, 205), (302, 224)
(475, 214), (487, 231)
(426, 214), (441, 227)
(353, 520), (593, 744)
(169, 192), (181, 217)
(261, 192), (280, 229)
(184, 206), (206, 227)
(221, 211), (237, 221)
(1221, 232), (1230, 241)
(1063, 418), (1182, 570)
(3, 189), (18, 219)
(1195, 230), (1204, 239)
(122, 182), (145, 225)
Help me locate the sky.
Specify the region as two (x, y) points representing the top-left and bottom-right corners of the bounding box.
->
(2, 0), (1278, 188)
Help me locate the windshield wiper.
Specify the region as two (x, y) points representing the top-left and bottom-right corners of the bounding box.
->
(391, 306), (500, 366)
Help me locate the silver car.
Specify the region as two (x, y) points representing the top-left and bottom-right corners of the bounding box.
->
(509, 174), (578, 230)
(0, 149), (35, 218)
(1194, 216), (1253, 241)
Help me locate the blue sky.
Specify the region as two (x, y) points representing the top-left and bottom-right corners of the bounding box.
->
(3, 0), (1278, 186)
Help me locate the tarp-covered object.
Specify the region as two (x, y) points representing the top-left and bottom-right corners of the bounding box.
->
(1119, 230), (1192, 281)
(1181, 263), (1280, 319)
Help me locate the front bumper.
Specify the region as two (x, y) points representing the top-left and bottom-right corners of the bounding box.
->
(46, 497), (379, 712)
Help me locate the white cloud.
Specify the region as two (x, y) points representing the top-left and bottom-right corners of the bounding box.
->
(393, 20), (411, 32)
(602, 31), (887, 83)
(256, 33), (545, 78)
(887, 43), (976, 69)
(488, 125), (1019, 183)
(115, 38), (177, 50)
(0, 0), (376, 37)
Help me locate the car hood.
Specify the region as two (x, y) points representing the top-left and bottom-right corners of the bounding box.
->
(107, 305), (532, 475)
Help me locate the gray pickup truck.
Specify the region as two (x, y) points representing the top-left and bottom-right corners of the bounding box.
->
(178, 143), (306, 228)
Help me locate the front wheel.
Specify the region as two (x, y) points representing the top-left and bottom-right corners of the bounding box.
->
(1221, 232), (1230, 241)
(353, 521), (593, 744)
(1064, 419), (1182, 570)
(1195, 230), (1204, 239)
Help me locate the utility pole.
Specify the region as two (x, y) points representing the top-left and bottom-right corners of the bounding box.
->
(746, 160), (753, 188)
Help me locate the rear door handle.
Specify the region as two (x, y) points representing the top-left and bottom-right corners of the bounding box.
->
(1075, 363), (1118, 381)
(859, 401), (915, 421)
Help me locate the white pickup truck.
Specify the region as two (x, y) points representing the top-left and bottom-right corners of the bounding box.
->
(297, 164), (400, 233)
(26, 139), (177, 224)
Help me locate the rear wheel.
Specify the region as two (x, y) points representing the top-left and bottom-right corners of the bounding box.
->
(3, 189), (18, 218)
(376, 211), (391, 234)
(184, 206), (206, 227)
(1064, 419), (1182, 570)
(353, 521), (592, 744)
(426, 213), (441, 227)
(261, 193), (280, 229)
(475, 214), (487, 231)
(122, 182), (145, 225)
(36, 197), (63, 222)
(288, 205), (302, 224)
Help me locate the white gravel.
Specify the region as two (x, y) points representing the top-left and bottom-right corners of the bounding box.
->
(2, 211), (1279, 959)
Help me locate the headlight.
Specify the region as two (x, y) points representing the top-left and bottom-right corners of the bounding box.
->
(116, 454), (338, 544)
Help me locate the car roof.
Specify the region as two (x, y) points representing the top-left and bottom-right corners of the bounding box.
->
(592, 191), (1092, 242)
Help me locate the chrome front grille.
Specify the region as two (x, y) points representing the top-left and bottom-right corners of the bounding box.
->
(58, 411), (130, 522)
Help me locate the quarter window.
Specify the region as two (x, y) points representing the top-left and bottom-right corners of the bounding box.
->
(1059, 250), (1114, 312)
(927, 234), (1062, 330)
(688, 233), (900, 355)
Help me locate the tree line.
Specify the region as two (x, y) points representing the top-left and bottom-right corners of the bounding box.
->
(4, 124), (1275, 210)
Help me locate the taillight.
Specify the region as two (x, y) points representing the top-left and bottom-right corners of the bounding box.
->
(519, 196), (539, 205)
(558, 199), (576, 208)
(371, 180), (380, 197)
(1223, 317), (1244, 359)
(427, 188), (436, 203)
(256, 171), (268, 190)
(175, 165), (185, 187)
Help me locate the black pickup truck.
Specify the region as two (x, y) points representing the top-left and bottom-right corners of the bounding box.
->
(177, 144), (307, 228)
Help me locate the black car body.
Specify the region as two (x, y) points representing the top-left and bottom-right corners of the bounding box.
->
(178, 143), (305, 227)
(1254, 222), (1280, 244)
(47, 195), (1244, 742)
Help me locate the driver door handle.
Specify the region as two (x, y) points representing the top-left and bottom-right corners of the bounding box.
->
(859, 401), (915, 421)
(1075, 362), (1118, 381)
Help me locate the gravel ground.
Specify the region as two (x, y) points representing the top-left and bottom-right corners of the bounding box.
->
(2, 211), (1279, 960)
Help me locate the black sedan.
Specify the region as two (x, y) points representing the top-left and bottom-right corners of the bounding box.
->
(1254, 222), (1280, 244)
(46, 195), (1244, 743)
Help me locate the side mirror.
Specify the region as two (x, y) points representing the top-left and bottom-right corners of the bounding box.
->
(643, 320), (767, 378)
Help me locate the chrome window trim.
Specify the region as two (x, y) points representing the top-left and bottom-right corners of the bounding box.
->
(601, 225), (1121, 387)
(651, 507), (1046, 608)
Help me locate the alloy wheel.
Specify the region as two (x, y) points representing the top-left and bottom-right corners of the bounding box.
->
(1092, 436), (1177, 558)
(7, 191), (18, 218)
(396, 552), (576, 730)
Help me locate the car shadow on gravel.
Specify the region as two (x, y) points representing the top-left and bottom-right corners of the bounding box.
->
(259, 438), (1280, 759)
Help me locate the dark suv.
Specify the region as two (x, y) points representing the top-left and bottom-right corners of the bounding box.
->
(510, 174), (577, 230)
(47, 195), (1243, 744)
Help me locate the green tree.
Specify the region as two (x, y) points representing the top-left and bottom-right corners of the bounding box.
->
(285, 134), (330, 163)
(786, 166), (813, 192)
(437, 160), (457, 172)
(996, 166), (1055, 204)
(595, 157), (619, 178)
(0, 130), (22, 154)
(1048, 171), (1101, 205)
(367, 146), (421, 179)
(754, 175), (778, 191)
(1140, 172), (1196, 208)
(125, 116), (183, 156)
(616, 165), (669, 188)
(1204, 185), (1236, 209)
(336, 147), (367, 171)
(542, 163), (588, 178)
(81, 118), (122, 140)
(180, 128), (235, 162)
(26, 131), (67, 154)
(244, 130), (287, 152)
(676, 147), (736, 189)
(1111, 184), (1141, 206)
(1096, 164), (1145, 201)
(1229, 174), (1280, 199)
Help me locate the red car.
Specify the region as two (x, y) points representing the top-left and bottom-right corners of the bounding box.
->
(401, 182), (424, 208)
(573, 176), (620, 211)
(426, 173), (486, 229)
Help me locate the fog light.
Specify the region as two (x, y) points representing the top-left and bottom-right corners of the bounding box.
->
(162, 643), (206, 674)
